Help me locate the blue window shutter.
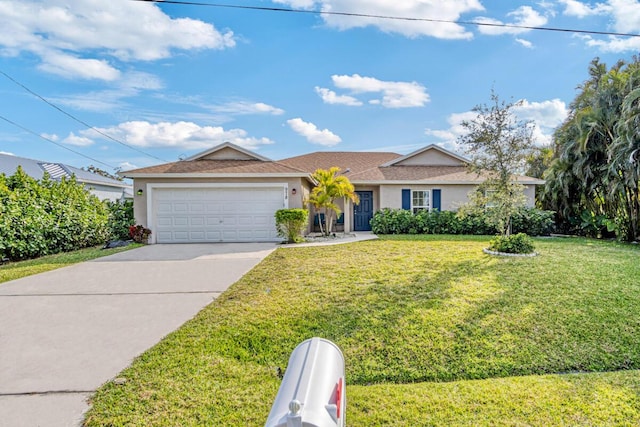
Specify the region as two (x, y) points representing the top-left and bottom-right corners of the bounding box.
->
(432, 189), (441, 211)
(402, 189), (411, 210)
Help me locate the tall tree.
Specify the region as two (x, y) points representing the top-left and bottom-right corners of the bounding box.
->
(306, 167), (359, 235)
(457, 91), (536, 236)
(544, 57), (640, 240)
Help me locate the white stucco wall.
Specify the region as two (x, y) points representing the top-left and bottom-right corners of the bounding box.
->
(378, 184), (537, 211)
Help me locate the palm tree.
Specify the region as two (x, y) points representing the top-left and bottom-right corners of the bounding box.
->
(306, 167), (359, 235)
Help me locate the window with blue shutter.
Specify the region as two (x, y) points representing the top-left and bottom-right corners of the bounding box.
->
(402, 189), (410, 210)
(432, 189), (441, 211)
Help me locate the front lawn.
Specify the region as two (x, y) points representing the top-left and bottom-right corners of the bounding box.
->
(84, 236), (640, 426)
(0, 244), (140, 285)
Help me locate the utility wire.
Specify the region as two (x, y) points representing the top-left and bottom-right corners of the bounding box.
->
(0, 70), (168, 163)
(132, 0), (640, 38)
(0, 114), (117, 169)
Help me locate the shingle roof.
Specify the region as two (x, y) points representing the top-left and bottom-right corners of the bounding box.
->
(123, 159), (307, 175)
(278, 151), (401, 175)
(121, 147), (543, 184)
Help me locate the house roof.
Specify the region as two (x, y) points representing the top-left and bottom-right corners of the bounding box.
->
(0, 153), (130, 188)
(122, 159), (307, 177)
(381, 144), (469, 167)
(121, 142), (544, 185)
(278, 151), (401, 175)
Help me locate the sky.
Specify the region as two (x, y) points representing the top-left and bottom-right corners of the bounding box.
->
(0, 0), (639, 174)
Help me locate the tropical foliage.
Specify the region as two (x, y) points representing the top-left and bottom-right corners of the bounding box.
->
(544, 57), (640, 241)
(106, 199), (135, 240)
(0, 167), (110, 260)
(306, 167), (359, 235)
(275, 208), (308, 243)
(457, 91), (536, 237)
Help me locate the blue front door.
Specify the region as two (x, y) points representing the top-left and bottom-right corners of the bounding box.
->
(354, 191), (373, 231)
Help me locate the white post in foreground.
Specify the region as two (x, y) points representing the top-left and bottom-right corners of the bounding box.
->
(265, 337), (346, 427)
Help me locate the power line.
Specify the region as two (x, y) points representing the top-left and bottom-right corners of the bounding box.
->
(0, 70), (168, 163)
(0, 114), (117, 169)
(132, 0), (640, 38)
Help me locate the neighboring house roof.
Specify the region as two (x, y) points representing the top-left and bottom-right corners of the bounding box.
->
(0, 153), (130, 188)
(121, 142), (544, 185)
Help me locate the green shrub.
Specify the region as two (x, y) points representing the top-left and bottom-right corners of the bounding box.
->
(488, 233), (535, 254)
(371, 208), (555, 237)
(511, 207), (555, 236)
(0, 167), (110, 261)
(275, 209), (308, 243)
(106, 200), (135, 240)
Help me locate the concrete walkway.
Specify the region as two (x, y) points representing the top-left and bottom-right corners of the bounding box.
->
(0, 243), (275, 427)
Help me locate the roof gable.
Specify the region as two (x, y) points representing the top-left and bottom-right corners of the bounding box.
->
(185, 142), (271, 162)
(382, 144), (468, 167)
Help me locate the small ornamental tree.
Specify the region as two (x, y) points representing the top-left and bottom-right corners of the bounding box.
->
(306, 167), (359, 235)
(275, 209), (308, 243)
(457, 91), (536, 238)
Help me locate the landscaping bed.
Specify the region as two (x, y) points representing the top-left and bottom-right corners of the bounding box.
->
(84, 236), (640, 426)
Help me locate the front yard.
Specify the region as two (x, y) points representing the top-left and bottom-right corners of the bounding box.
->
(85, 236), (640, 426)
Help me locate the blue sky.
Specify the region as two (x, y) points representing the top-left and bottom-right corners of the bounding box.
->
(0, 0), (639, 173)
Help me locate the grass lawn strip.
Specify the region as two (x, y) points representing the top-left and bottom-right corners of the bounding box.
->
(0, 244), (141, 284)
(84, 236), (640, 426)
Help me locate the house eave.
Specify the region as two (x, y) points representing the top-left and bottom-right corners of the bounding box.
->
(351, 179), (545, 185)
(122, 172), (310, 179)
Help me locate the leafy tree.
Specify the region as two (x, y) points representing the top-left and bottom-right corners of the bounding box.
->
(457, 91), (536, 236)
(544, 57), (640, 240)
(306, 167), (359, 235)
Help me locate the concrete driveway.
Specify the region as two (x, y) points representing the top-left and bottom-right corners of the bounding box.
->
(0, 243), (275, 427)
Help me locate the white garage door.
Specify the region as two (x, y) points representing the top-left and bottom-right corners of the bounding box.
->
(153, 187), (285, 243)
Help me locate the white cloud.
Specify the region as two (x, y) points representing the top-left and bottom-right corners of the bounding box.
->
(513, 99), (568, 129)
(584, 36), (640, 52)
(40, 133), (59, 142)
(53, 72), (164, 112)
(608, 0), (640, 33)
(274, 0), (316, 9)
(0, 0), (235, 81)
(287, 118), (342, 146)
(0, 151), (14, 156)
(63, 132), (94, 147)
(118, 161), (138, 171)
(274, 0), (484, 39)
(475, 6), (548, 35)
(558, 0), (610, 17)
(82, 121), (274, 151)
(560, 0), (640, 52)
(515, 38), (534, 48)
(315, 86), (363, 106)
(210, 101), (285, 115)
(425, 99), (568, 149)
(330, 74), (430, 108)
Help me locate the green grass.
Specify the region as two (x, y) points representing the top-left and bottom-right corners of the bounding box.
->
(84, 236), (640, 426)
(0, 244), (141, 284)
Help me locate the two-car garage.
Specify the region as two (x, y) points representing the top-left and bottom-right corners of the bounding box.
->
(150, 185), (287, 243)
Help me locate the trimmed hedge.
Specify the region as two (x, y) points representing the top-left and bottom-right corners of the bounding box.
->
(0, 167), (110, 261)
(106, 200), (135, 240)
(275, 209), (308, 243)
(370, 207), (555, 236)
